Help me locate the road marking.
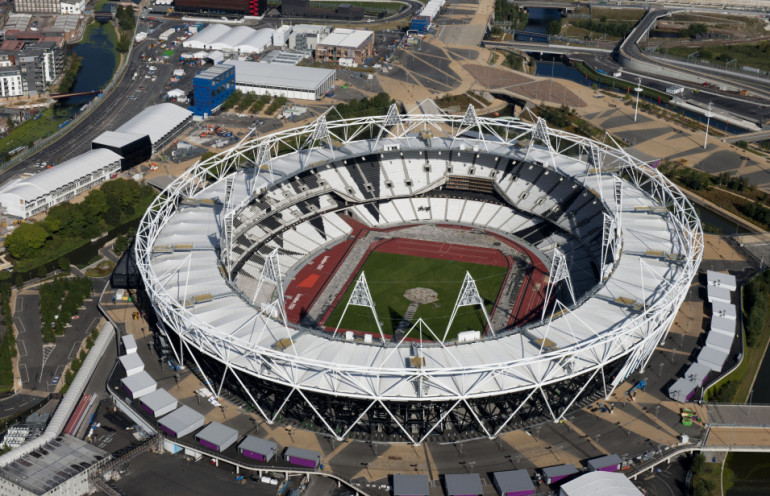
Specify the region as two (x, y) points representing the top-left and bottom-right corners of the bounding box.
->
(50, 365), (65, 385)
(14, 317), (27, 334)
(15, 296), (23, 312)
(19, 364), (29, 383)
(17, 339), (27, 357)
(68, 341), (81, 360)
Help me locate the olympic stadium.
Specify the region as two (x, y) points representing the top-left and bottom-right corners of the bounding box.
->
(134, 106), (703, 443)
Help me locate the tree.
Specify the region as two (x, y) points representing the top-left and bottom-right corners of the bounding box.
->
(5, 223), (50, 259)
(13, 273), (23, 289)
(58, 257), (70, 273)
(546, 19), (562, 35)
(36, 265), (47, 280)
(692, 453), (705, 474)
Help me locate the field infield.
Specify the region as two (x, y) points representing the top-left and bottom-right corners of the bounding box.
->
(324, 239), (510, 340)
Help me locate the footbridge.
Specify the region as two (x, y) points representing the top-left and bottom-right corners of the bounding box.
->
(484, 40), (613, 56)
(628, 404), (770, 480)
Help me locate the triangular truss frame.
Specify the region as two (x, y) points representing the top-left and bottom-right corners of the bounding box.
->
(523, 116), (558, 170)
(253, 248), (288, 326)
(443, 272), (494, 342)
(541, 248), (576, 320)
(333, 272), (385, 342)
(373, 103), (408, 150)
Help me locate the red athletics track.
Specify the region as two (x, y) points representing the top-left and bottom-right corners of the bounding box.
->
(374, 238), (508, 267)
(284, 217), (549, 330)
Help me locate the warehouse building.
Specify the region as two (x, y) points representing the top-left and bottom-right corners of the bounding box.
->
(0, 148), (121, 219)
(192, 64), (235, 117)
(114, 103), (193, 153)
(226, 60), (335, 100)
(183, 24), (275, 54)
(91, 131), (152, 170)
(315, 28), (373, 64)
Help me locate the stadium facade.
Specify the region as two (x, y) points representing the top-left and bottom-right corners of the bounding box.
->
(135, 107), (702, 443)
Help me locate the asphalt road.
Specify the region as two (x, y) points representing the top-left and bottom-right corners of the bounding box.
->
(0, 393), (44, 419)
(15, 274), (107, 392)
(0, 20), (189, 187)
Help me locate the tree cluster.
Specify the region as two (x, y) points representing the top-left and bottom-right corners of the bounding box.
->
(221, 90), (243, 111)
(116, 5), (137, 32)
(546, 19), (562, 35)
(61, 327), (99, 394)
(744, 270), (770, 348)
(716, 172), (750, 192)
(572, 18), (634, 38)
(39, 276), (93, 343)
(57, 54), (83, 93)
(265, 96), (288, 116)
(0, 283), (17, 393)
(738, 200), (770, 228)
(5, 179), (156, 261)
(334, 92), (393, 119)
(494, 0), (528, 31)
(537, 105), (575, 129)
(680, 23), (708, 39)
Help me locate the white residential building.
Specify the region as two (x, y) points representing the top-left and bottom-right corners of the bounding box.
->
(0, 69), (23, 97)
(60, 0), (85, 14)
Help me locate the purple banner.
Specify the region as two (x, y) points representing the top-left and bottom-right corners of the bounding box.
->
(289, 456), (317, 468)
(199, 439), (219, 451)
(598, 465), (619, 472)
(161, 425), (177, 437)
(241, 449), (266, 461)
(141, 403), (154, 415)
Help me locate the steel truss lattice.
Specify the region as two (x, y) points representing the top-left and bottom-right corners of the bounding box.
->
(134, 108), (703, 443)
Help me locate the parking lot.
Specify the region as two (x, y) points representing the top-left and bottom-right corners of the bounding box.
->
(14, 275), (107, 392)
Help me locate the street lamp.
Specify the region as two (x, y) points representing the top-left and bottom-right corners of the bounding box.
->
(634, 77), (643, 122)
(704, 102), (714, 150)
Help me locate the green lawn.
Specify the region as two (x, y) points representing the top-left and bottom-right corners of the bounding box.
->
(324, 252), (507, 340)
(0, 107), (70, 159)
(665, 42), (770, 73)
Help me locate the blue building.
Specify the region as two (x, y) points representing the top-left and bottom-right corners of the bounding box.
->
(192, 64), (235, 117)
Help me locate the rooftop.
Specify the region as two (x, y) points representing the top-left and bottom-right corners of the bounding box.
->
(0, 148), (122, 203)
(225, 60), (335, 91)
(0, 434), (109, 495)
(318, 28), (372, 48)
(195, 422), (238, 446)
(158, 405), (205, 434)
(115, 103), (192, 146)
(560, 472), (643, 496)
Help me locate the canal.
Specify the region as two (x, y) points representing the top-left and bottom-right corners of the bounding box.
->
(57, 20), (118, 120)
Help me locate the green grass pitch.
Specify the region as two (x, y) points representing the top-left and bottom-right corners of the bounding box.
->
(325, 252), (508, 340)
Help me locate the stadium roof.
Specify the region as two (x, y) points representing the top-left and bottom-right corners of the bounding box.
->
(560, 472), (643, 496)
(93, 130), (148, 149)
(0, 434), (108, 495)
(0, 148), (122, 202)
(318, 29), (372, 48)
(226, 60), (335, 91)
(143, 136), (694, 398)
(115, 103), (192, 146)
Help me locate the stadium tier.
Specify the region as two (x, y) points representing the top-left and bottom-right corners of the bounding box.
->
(135, 108), (702, 443)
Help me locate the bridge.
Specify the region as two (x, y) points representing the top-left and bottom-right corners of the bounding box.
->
(484, 40), (613, 56)
(50, 89), (103, 99)
(513, 1), (580, 13)
(723, 128), (770, 144)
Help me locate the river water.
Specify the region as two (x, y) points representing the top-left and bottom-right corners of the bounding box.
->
(58, 20), (118, 118)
